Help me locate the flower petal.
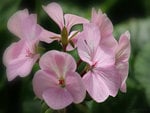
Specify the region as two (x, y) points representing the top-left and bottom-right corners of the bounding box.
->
(116, 62), (129, 92)
(39, 50), (76, 77)
(43, 87), (73, 110)
(39, 28), (60, 43)
(22, 14), (42, 40)
(7, 9), (29, 39)
(3, 41), (25, 66)
(64, 14), (89, 32)
(82, 71), (109, 102)
(33, 70), (58, 99)
(94, 66), (121, 97)
(91, 8), (113, 39)
(83, 66), (120, 102)
(6, 55), (39, 81)
(42, 2), (64, 30)
(91, 8), (117, 51)
(116, 31), (131, 63)
(77, 23), (100, 65)
(94, 47), (115, 67)
(66, 71), (86, 103)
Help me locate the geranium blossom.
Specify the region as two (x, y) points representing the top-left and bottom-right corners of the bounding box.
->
(3, 40), (39, 81)
(42, 2), (89, 50)
(115, 31), (131, 92)
(77, 23), (120, 102)
(33, 50), (86, 110)
(3, 9), (42, 81)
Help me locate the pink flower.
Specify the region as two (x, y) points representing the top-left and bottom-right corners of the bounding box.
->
(33, 50), (86, 110)
(3, 40), (39, 81)
(42, 2), (89, 50)
(77, 23), (120, 102)
(91, 8), (117, 51)
(3, 9), (42, 81)
(115, 31), (131, 92)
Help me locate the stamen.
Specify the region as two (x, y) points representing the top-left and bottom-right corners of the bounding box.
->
(59, 79), (65, 88)
(25, 48), (34, 58)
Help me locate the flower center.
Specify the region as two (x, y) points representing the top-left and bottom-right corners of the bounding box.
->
(59, 79), (65, 88)
(25, 48), (34, 58)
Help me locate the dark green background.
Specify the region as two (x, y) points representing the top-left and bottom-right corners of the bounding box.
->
(0, 0), (150, 113)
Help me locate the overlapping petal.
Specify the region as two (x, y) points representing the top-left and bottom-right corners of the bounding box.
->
(39, 50), (76, 77)
(116, 62), (129, 92)
(33, 70), (58, 99)
(83, 65), (120, 102)
(77, 23), (101, 65)
(39, 28), (60, 43)
(66, 71), (86, 103)
(116, 31), (131, 63)
(115, 31), (130, 92)
(6, 55), (39, 81)
(42, 2), (64, 30)
(7, 9), (29, 39)
(43, 87), (73, 110)
(91, 8), (117, 51)
(64, 14), (89, 32)
(83, 71), (109, 102)
(22, 14), (42, 41)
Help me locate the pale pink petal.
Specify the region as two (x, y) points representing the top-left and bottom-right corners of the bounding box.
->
(91, 8), (113, 38)
(94, 66), (120, 97)
(43, 87), (73, 110)
(42, 2), (64, 30)
(116, 31), (131, 63)
(33, 70), (58, 99)
(77, 23), (100, 65)
(83, 66), (120, 102)
(39, 28), (60, 43)
(116, 62), (129, 92)
(64, 14), (89, 32)
(82, 71), (109, 102)
(7, 9), (29, 39)
(66, 71), (86, 103)
(94, 47), (115, 68)
(3, 41), (25, 66)
(91, 8), (117, 51)
(22, 14), (42, 40)
(6, 54), (39, 81)
(100, 35), (118, 52)
(39, 50), (76, 77)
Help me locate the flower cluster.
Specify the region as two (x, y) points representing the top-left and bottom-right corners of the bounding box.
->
(3, 2), (130, 110)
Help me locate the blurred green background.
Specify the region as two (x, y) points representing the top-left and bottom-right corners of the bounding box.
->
(0, 0), (150, 113)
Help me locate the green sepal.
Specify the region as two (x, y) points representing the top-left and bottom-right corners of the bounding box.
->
(36, 45), (45, 54)
(61, 27), (68, 46)
(41, 102), (49, 113)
